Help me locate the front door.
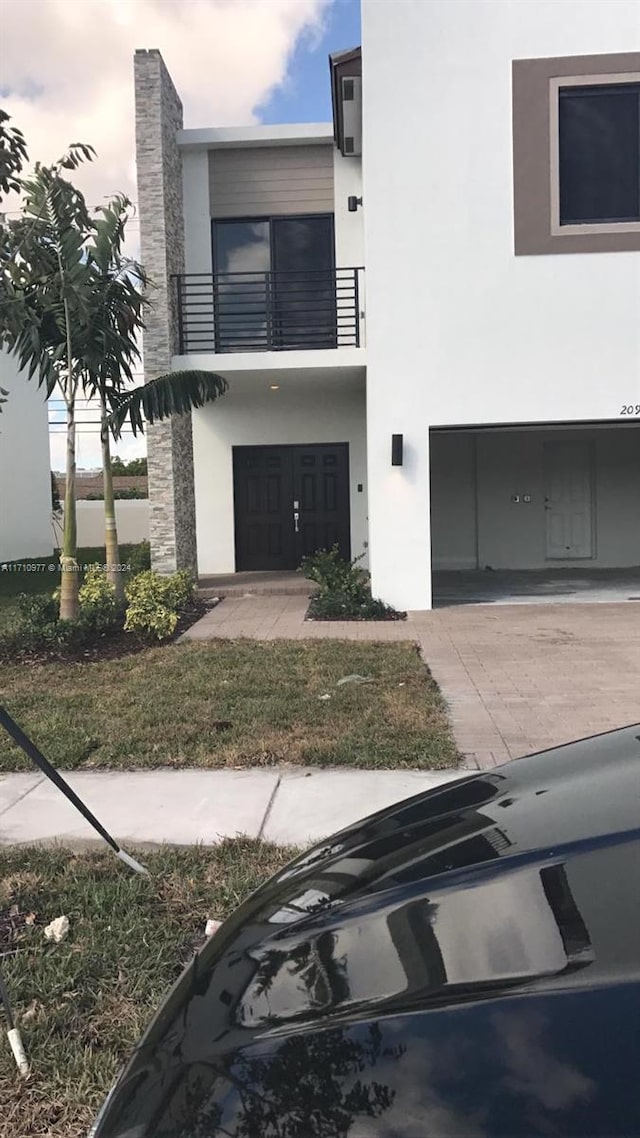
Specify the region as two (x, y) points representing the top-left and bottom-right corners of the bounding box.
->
(544, 440), (594, 559)
(233, 444), (350, 571)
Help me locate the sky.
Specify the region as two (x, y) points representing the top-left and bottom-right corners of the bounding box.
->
(1, 0), (361, 470)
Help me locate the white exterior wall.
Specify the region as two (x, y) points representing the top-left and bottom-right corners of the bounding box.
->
(362, 0), (640, 609)
(333, 150), (364, 268)
(192, 380), (367, 575)
(58, 500), (150, 548)
(0, 353), (52, 562)
(431, 427), (640, 570)
(334, 150), (365, 348)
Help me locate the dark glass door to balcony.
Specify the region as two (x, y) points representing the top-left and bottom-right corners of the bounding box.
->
(213, 215), (336, 352)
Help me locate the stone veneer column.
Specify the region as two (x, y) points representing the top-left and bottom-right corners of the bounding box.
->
(134, 49), (196, 574)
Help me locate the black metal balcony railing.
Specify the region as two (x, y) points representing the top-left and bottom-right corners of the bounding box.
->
(174, 267), (362, 355)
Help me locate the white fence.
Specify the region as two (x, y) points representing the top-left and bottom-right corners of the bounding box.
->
(59, 500), (149, 548)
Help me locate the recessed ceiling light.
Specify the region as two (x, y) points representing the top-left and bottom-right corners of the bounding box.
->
(270, 384), (280, 390)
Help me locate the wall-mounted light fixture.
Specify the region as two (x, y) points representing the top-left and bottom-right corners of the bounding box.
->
(391, 434), (404, 466)
(347, 195), (363, 213)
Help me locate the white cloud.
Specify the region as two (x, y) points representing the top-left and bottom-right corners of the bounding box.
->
(3, 0), (331, 467)
(3, 0), (330, 209)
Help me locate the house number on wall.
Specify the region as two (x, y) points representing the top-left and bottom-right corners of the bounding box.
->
(619, 405), (640, 415)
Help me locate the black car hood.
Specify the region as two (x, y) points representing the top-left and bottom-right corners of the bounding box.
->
(93, 726), (640, 1137)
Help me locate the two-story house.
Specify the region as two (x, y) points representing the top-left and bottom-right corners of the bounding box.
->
(134, 0), (640, 612)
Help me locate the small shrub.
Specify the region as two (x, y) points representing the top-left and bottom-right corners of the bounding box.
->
(124, 569), (194, 641)
(0, 625), (24, 659)
(16, 592), (58, 629)
(302, 545), (405, 622)
(164, 568), (195, 610)
(300, 544), (367, 598)
(9, 593), (84, 651)
(78, 564), (120, 632)
(128, 540), (151, 574)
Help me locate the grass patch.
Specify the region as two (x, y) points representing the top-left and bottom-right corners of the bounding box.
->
(0, 640), (458, 771)
(0, 545), (146, 632)
(0, 840), (296, 1138)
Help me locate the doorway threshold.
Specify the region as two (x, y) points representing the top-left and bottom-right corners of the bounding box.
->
(198, 571), (318, 598)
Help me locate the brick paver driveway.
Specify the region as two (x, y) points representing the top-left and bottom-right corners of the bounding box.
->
(413, 603), (640, 768)
(186, 596), (640, 769)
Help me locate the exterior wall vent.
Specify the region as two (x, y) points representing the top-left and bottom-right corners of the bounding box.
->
(341, 75), (362, 156)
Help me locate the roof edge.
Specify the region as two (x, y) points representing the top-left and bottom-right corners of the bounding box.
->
(177, 123), (334, 150)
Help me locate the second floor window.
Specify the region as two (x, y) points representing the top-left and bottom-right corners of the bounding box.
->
(558, 81), (640, 226)
(512, 54), (640, 256)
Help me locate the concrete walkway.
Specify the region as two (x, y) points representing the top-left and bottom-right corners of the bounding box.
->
(0, 768), (467, 849)
(184, 594), (640, 769)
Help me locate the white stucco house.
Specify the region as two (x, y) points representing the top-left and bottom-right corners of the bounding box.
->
(0, 350), (52, 562)
(134, 0), (640, 611)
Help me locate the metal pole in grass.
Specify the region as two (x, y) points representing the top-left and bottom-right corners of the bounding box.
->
(0, 966), (29, 1075)
(0, 706), (149, 876)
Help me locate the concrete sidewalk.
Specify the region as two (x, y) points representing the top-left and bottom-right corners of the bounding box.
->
(0, 767), (468, 849)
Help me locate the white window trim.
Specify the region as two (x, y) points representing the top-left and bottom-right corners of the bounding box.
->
(549, 71), (640, 238)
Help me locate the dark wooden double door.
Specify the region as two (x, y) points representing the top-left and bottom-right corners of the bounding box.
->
(233, 444), (351, 571)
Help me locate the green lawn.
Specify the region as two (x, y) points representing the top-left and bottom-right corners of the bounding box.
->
(0, 640), (458, 771)
(0, 545), (146, 631)
(0, 841), (296, 1138)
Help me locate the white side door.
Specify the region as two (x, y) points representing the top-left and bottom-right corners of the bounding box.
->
(544, 440), (594, 560)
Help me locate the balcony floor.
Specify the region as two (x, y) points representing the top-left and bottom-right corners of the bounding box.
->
(173, 347), (366, 380)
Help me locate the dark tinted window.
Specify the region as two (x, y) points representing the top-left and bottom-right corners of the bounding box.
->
(213, 221), (270, 351)
(558, 83), (640, 225)
(214, 219), (270, 274)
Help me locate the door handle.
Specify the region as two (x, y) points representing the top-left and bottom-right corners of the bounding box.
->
(293, 511), (300, 533)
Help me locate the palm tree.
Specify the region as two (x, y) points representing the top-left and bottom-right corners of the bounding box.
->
(80, 195), (228, 599)
(0, 109), (27, 197)
(1, 129), (227, 617)
(2, 144), (96, 618)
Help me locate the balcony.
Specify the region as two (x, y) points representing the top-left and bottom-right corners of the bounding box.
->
(174, 267), (363, 355)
